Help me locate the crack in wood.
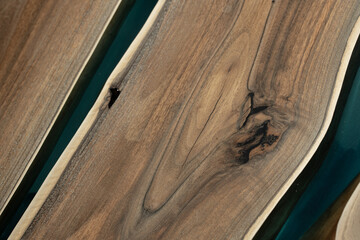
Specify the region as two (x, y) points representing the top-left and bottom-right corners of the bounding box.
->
(108, 88), (121, 108)
(234, 92), (278, 164)
(239, 92), (269, 129)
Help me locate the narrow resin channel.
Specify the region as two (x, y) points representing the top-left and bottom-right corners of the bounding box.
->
(255, 32), (360, 240)
(276, 60), (360, 240)
(0, 0), (157, 238)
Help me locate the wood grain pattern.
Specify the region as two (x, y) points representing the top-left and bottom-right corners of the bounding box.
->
(336, 179), (360, 240)
(0, 0), (129, 220)
(11, 0), (360, 239)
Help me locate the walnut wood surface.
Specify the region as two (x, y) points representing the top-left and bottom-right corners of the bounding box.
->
(11, 0), (360, 239)
(0, 0), (127, 218)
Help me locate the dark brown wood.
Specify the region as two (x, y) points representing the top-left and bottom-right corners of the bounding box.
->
(11, 0), (360, 239)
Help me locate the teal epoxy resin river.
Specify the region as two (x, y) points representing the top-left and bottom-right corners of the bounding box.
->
(0, 0), (157, 238)
(29, 0), (157, 196)
(276, 67), (360, 240)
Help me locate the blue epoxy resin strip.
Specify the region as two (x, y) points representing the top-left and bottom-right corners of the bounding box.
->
(276, 67), (360, 240)
(0, 0), (158, 238)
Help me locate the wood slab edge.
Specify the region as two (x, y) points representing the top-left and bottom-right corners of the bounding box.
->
(245, 16), (360, 240)
(336, 180), (360, 239)
(6, 0), (151, 238)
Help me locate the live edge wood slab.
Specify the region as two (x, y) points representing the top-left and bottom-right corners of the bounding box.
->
(0, 0), (129, 223)
(10, 0), (360, 239)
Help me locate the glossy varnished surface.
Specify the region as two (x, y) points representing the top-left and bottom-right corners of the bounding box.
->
(0, 0), (126, 217)
(12, 0), (360, 239)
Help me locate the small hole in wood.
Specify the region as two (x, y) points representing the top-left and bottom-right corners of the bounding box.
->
(108, 88), (121, 108)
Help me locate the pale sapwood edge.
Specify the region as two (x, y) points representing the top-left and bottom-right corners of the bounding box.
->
(301, 174), (360, 240)
(336, 181), (360, 239)
(0, 0), (130, 218)
(8, 0), (167, 239)
(244, 16), (360, 240)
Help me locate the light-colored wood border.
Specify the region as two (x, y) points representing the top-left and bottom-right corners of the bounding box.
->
(336, 182), (360, 239)
(0, 0), (129, 218)
(244, 16), (360, 240)
(9, 0), (166, 239)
